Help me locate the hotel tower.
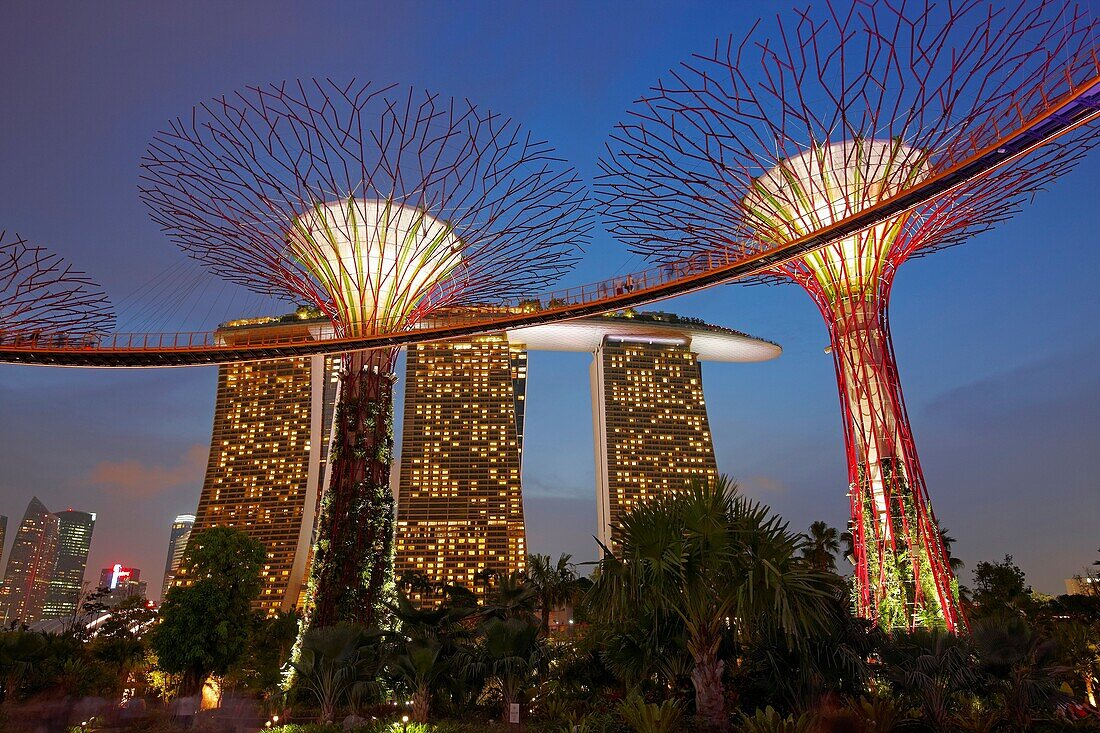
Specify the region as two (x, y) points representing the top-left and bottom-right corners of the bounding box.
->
(394, 333), (529, 601)
(590, 337), (717, 551)
(184, 309), (778, 611)
(179, 312), (338, 614)
(511, 311), (777, 552)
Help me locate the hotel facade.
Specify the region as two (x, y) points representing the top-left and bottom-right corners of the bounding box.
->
(395, 333), (529, 601)
(184, 310), (778, 611)
(178, 313), (338, 614)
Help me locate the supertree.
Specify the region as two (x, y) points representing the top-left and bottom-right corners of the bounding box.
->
(1, 231), (115, 342)
(139, 79), (590, 629)
(596, 1), (1100, 632)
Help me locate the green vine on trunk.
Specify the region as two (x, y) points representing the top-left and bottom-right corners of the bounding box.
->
(301, 352), (397, 634)
(853, 458), (957, 631)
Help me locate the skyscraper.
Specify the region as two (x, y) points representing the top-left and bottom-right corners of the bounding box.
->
(0, 497), (60, 624)
(395, 333), (529, 602)
(179, 314), (339, 614)
(161, 514), (194, 602)
(99, 564), (147, 606)
(42, 509), (96, 620)
(511, 311), (778, 553)
(591, 338), (717, 551)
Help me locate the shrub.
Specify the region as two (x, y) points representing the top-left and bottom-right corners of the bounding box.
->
(617, 693), (683, 733)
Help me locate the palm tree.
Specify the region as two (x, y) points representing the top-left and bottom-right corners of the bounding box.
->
(288, 626), (382, 724)
(801, 521), (841, 572)
(386, 591), (476, 723)
(471, 615), (544, 724)
(938, 525), (965, 574)
(971, 614), (1071, 731)
(593, 607), (693, 694)
(483, 571), (538, 621)
(388, 637), (445, 723)
(1052, 621), (1100, 706)
(880, 628), (980, 732)
(586, 476), (837, 733)
(526, 553), (578, 634)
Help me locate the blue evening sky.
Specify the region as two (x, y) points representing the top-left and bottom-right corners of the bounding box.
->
(1, 1), (1097, 598)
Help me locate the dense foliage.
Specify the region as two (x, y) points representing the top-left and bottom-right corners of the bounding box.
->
(2, 486), (1098, 733)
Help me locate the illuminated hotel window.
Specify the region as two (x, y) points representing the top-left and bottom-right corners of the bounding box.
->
(395, 334), (527, 606)
(594, 338), (718, 554)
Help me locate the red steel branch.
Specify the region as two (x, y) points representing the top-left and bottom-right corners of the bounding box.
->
(140, 79), (591, 628)
(0, 231), (115, 340)
(597, 1), (1100, 631)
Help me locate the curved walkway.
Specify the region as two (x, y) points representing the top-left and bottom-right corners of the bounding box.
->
(2, 70), (1099, 368)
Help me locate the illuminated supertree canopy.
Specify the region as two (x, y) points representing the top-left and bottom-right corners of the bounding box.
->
(140, 79), (591, 629)
(596, 0), (1100, 635)
(0, 231), (115, 342)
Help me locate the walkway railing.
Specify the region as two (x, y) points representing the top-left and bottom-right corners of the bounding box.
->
(2, 58), (1098, 367)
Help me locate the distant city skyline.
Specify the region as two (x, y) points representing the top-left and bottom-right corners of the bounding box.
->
(0, 499), (95, 624)
(1, 1), (1097, 597)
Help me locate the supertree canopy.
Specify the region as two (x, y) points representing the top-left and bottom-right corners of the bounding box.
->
(141, 79), (591, 629)
(597, 1), (1100, 633)
(1, 231), (115, 341)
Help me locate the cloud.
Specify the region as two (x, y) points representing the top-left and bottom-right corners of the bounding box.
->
(521, 473), (591, 500)
(82, 444), (208, 499)
(740, 475), (791, 495)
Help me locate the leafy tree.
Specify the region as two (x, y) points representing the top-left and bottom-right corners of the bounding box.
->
(1041, 594), (1100, 625)
(587, 476), (837, 732)
(150, 527), (265, 695)
(89, 635), (146, 694)
(972, 555), (1031, 616)
(526, 553), (579, 634)
(800, 521), (840, 573)
(95, 593), (156, 640)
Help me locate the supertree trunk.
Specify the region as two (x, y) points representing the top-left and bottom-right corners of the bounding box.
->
(303, 347), (398, 630)
(824, 293), (964, 632)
